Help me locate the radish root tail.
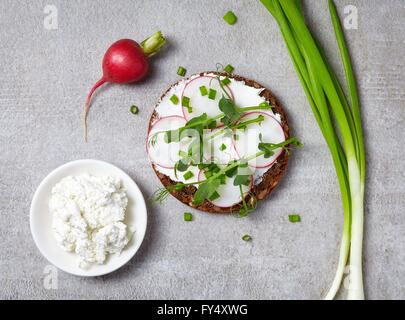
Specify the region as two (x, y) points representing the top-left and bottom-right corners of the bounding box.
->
(84, 77), (106, 142)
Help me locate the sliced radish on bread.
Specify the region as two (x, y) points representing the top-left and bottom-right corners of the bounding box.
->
(181, 76), (234, 122)
(201, 127), (239, 165)
(233, 111), (286, 168)
(198, 169), (252, 208)
(147, 115), (191, 169)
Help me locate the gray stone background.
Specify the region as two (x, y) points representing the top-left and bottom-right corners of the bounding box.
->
(0, 0), (404, 299)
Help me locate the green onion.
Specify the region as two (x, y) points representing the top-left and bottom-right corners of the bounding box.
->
(182, 96), (190, 107)
(170, 94), (179, 105)
(220, 143), (227, 151)
(260, 0), (365, 300)
(204, 171), (213, 179)
(184, 212), (192, 221)
(224, 64), (234, 73)
(209, 191), (220, 201)
(130, 105), (139, 114)
(223, 11), (237, 25)
(288, 214), (300, 223)
(183, 171), (194, 180)
(198, 163), (210, 170)
(233, 134), (239, 140)
(219, 174), (226, 185)
(208, 89), (217, 100)
(221, 78), (231, 86)
(177, 66), (187, 76)
(199, 85), (208, 96)
(242, 234), (251, 241)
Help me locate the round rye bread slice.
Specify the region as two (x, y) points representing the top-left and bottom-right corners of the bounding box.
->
(148, 72), (290, 213)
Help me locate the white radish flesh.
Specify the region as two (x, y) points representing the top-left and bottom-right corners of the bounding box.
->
(147, 116), (191, 169)
(198, 169), (252, 208)
(232, 112), (286, 168)
(201, 126), (239, 166)
(181, 76), (234, 122)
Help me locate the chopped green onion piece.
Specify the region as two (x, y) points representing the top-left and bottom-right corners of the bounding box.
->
(233, 134), (239, 140)
(186, 106), (193, 113)
(224, 64), (234, 73)
(199, 85), (208, 96)
(221, 77), (231, 86)
(242, 234), (251, 241)
(208, 163), (220, 173)
(220, 143), (227, 151)
(288, 214), (301, 223)
(182, 96), (190, 107)
(219, 174), (226, 185)
(204, 171), (213, 178)
(183, 171), (194, 180)
(209, 191), (220, 201)
(208, 89), (217, 100)
(184, 212), (192, 221)
(198, 163), (210, 170)
(259, 101), (271, 108)
(130, 105), (139, 114)
(223, 11), (237, 25)
(170, 94), (179, 105)
(177, 66), (187, 76)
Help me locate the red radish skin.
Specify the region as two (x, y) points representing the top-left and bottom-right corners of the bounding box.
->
(181, 75), (235, 121)
(84, 32), (166, 141)
(232, 111), (286, 168)
(197, 169), (253, 208)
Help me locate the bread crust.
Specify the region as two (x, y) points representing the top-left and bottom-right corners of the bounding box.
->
(148, 72), (290, 213)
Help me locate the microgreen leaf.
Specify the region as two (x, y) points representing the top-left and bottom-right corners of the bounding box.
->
(233, 175), (251, 186)
(193, 179), (221, 205)
(218, 97), (241, 122)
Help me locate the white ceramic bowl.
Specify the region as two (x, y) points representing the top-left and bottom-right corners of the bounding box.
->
(30, 159), (147, 277)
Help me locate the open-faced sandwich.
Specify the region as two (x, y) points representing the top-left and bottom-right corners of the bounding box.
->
(147, 68), (301, 215)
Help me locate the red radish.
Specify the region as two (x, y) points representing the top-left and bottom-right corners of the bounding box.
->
(197, 169), (252, 208)
(181, 75), (234, 122)
(84, 31), (166, 141)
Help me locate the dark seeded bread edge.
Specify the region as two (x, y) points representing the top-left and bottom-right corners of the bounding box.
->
(148, 72), (290, 213)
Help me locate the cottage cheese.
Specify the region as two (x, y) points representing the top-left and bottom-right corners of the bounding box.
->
(49, 174), (131, 268)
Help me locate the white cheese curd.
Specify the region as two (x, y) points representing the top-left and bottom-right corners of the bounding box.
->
(49, 174), (131, 268)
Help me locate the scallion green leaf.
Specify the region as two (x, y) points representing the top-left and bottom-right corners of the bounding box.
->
(170, 94), (179, 105)
(130, 105), (139, 114)
(242, 234), (251, 241)
(177, 66), (187, 76)
(221, 78), (231, 86)
(223, 11), (237, 25)
(224, 64), (234, 73)
(183, 171), (194, 180)
(288, 214), (300, 223)
(182, 96), (190, 107)
(208, 89), (217, 100)
(199, 86), (208, 96)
